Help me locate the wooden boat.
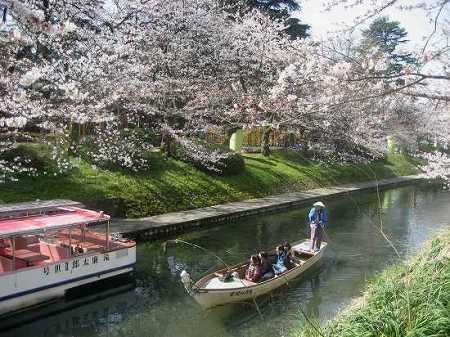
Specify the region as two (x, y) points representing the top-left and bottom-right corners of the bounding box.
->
(0, 200), (136, 316)
(180, 240), (327, 309)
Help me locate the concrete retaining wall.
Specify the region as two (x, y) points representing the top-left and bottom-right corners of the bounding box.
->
(104, 175), (424, 241)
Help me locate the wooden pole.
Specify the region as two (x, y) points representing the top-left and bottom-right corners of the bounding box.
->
(69, 227), (72, 255)
(82, 224), (85, 243)
(12, 237), (15, 271)
(106, 220), (110, 250)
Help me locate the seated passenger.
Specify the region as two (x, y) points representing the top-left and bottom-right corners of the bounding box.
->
(283, 241), (294, 269)
(73, 243), (84, 255)
(245, 255), (262, 283)
(259, 251), (274, 281)
(272, 245), (287, 275)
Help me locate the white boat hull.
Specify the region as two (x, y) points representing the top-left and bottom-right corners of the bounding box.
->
(0, 246), (136, 315)
(192, 241), (326, 309)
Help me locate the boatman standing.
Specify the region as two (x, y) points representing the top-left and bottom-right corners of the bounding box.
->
(308, 201), (328, 252)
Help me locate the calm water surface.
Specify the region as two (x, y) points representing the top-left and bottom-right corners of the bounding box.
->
(1, 183), (450, 337)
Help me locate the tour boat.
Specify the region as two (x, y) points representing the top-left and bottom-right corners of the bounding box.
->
(180, 240), (327, 309)
(0, 200), (136, 316)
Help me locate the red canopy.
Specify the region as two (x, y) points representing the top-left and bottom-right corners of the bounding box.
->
(0, 207), (109, 237)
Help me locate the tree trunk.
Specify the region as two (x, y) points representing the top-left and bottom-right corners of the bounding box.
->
(300, 139), (309, 156)
(298, 127), (309, 157)
(2, 7), (7, 24)
(68, 122), (80, 155)
(261, 126), (271, 156)
(161, 131), (175, 157)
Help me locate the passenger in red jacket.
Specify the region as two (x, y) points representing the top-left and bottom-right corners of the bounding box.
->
(245, 255), (262, 282)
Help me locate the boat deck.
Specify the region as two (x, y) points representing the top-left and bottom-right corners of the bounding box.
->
(204, 277), (255, 289)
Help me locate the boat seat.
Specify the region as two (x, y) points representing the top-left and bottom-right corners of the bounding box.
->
(14, 259), (28, 269)
(57, 233), (107, 249)
(82, 244), (103, 252)
(0, 256), (28, 271)
(51, 245), (70, 260)
(291, 255), (305, 263)
(0, 256), (12, 272)
(13, 237), (26, 249)
(37, 244), (70, 262)
(293, 249), (315, 258)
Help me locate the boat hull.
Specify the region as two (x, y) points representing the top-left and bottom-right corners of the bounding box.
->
(0, 246), (136, 316)
(192, 241), (326, 309)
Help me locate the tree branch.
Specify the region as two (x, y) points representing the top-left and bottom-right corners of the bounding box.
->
(400, 91), (450, 102)
(350, 0), (400, 31)
(421, 0), (449, 55)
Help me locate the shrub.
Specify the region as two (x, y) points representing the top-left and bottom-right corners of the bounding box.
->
(81, 126), (153, 171)
(0, 143), (72, 182)
(174, 137), (245, 175)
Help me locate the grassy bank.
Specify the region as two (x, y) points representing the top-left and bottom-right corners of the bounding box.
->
(291, 230), (450, 337)
(0, 147), (418, 218)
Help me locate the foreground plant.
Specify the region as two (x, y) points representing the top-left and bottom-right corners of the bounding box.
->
(290, 230), (450, 337)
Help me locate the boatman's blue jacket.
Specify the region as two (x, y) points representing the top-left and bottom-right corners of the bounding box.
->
(308, 208), (328, 226)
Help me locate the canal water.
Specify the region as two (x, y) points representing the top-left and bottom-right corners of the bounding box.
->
(1, 183), (449, 337)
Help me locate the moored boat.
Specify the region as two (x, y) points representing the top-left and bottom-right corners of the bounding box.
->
(0, 200), (136, 316)
(180, 240), (327, 309)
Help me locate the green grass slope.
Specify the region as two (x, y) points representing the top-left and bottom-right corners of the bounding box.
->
(0, 147), (419, 218)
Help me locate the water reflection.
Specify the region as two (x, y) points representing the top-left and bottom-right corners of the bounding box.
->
(1, 183), (449, 337)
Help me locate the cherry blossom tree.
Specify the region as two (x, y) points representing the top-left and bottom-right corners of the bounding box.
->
(0, 0), (448, 180)
(0, 0), (297, 169)
(315, 0), (450, 178)
(318, 0), (450, 100)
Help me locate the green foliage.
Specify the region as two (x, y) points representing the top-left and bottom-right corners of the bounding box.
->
(0, 143), (71, 180)
(0, 144), (51, 172)
(222, 0), (310, 39)
(222, 152), (246, 175)
(284, 17), (310, 40)
(361, 16), (417, 74)
(0, 146), (418, 218)
(290, 230), (450, 337)
(362, 17), (408, 54)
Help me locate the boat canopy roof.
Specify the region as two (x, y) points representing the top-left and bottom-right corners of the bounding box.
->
(0, 199), (83, 220)
(0, 206), (109, 238)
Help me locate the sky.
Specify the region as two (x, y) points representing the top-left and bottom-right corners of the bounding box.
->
(295, 0), (436, 50)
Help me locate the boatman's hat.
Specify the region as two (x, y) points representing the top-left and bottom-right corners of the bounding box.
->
(313, 201), (325, 208)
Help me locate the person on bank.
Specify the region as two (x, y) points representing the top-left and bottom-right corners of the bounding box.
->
(272, 245), (288, 275)
(308, 201), (328, 252)
(245, 255), (262, 282)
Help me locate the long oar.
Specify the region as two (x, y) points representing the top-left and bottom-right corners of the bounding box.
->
(163, 239), (230, 269)
(321, 226), (338, 256)
(322, 226), (332, 244)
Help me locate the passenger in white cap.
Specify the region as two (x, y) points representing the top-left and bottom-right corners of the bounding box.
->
(308, 201), (328, 252)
